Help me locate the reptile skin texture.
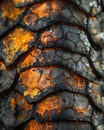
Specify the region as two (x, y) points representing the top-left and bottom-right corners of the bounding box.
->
(0, 0), (104, 130)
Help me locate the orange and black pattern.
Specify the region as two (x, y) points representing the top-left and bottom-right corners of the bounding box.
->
(0, 0), (104, 130)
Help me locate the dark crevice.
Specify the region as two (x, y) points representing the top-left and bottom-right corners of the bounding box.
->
(101, 0), (104, 13)
(87, 55), (104, 79)
(90, 109), (98, 130)
(86, 82), (102, 112)
(0, 73), (19, 104)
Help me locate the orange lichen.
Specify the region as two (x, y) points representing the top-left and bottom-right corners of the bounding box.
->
(40, 30), (55, 46)
(2, 28), (34, 64)
(12, 0), (33, 5)
(23, 14), (38, 25)
(29, 88), (41, 99)
(67, 74), (85, 90)
(30, 1), (51, 18)
(24, 120), (42, 130)
(0, 62), (6, 70)
(39, 68), (54, 89)
(36, 96), (65, 117)
(73, 75), (85, 89)
(12, 0), (25, 4)
(73, 106), (89, 113)
(23, 0), (64, 26)
(10, 97), (15, 110)
(19, 68), (41, 97)
(46, 122), (53, 130)
(19, 48), (41, 68)
(51, 0), (64, 10)
(24, 120), (54, 130)
(19, 67), (54, 98)
(1, 1), (26, 20)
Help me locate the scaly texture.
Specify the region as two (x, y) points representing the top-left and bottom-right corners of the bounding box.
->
(0, 0), (104, 130)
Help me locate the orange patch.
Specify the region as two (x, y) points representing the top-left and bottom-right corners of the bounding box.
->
(0, 62), (6, 70)
(12, 0), (33, 4)
(73, 106), (89, 113)
(2, 28), (34, 64)
(67, 74), (86, 90)
(19, 67), (54, 98)
(30, 1), (51, 18)
(24, 120), (42, 130)
(10, 97), (15, 110)
(36, 96), (65, 117)
(1, 1), (26, 20)
(20, 48), (41, 68)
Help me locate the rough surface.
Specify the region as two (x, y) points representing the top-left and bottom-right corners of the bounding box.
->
(0, 0), (104, 130)
(24, 120), (93, 130)
(0, 0), (26, 36)
(0, 92), (33, 129)
(0, 28), (36, 66)
(15, 67), (87, 102)
(0, 68), (17, 94)
(18, 48), (96, 81)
